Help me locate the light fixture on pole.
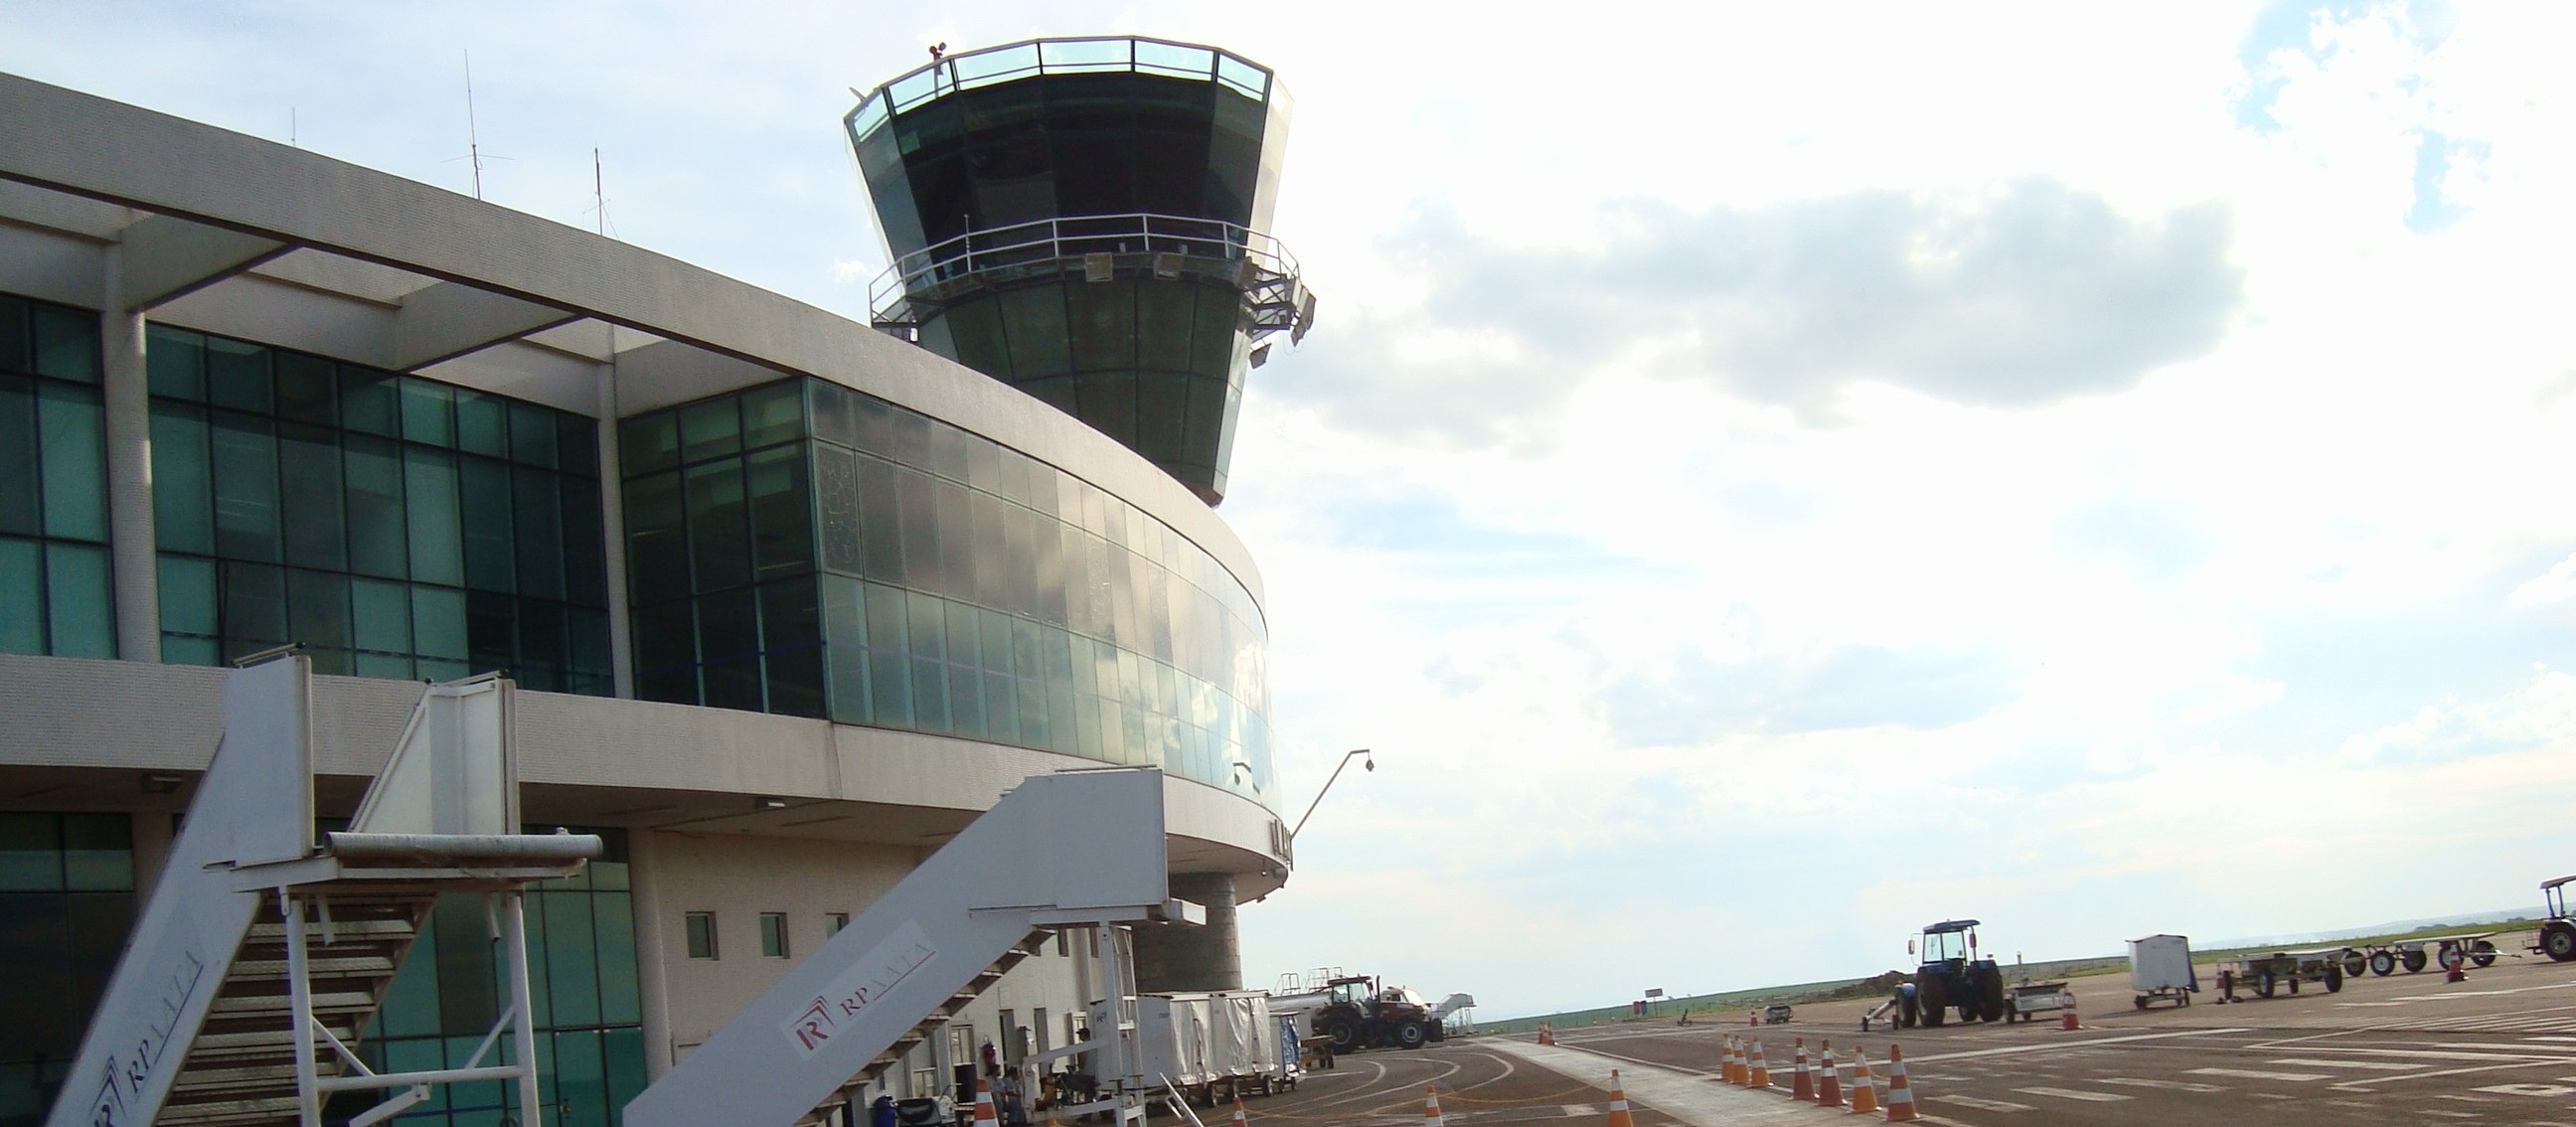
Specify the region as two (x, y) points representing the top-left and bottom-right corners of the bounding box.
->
(1288, 748), (1372, 842)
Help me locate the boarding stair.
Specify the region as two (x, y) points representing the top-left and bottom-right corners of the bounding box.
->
(50, 660), (598, 1127)
(626, 767), (1195, 1127)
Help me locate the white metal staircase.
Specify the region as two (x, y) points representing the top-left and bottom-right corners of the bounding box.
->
(49, 657), (599, 1127)
(625, 767), (1196, 1127)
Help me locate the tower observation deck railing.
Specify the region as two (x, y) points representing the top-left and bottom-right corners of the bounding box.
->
(845, 36), (1274, 143)
(868, 213), (1314, 344)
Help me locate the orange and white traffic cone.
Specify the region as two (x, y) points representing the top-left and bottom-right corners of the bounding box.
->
(2446, 945), (2469, 983)
(1605, 1069), (1635, 1127)
(1747, 1041), (1770, 1089)
(1728, 1037), (1745, 1085)
(1718, 1036), (1735, 1084)
(1882, 1045), (1917, 1122)
(1537, 1023), (1553, 1046)
(1850, 1047), (1880, 1115)
(1791, 1039), (1814, 1100)
(1423, 1085), (1445, 1127)
(1818, 1041), (1843, 1107)
(973, 1079), (999, 1127)
(1231, 1093), (1250, 1127)
(2058, 992), (2079, 1032)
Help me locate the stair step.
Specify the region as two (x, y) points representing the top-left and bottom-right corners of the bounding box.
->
(208, 990), (379, 1016)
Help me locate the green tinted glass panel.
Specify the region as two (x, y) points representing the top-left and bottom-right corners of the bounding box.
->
(542, 890), (600, 1027)
(0, 542), (40, 655)
(739, 381), (805, 449)
(412, 585), (468, 660)
(456, 391), (509, 457)
(620, 412), (679, 476)
(61, 814), (132, 891)
(211, 413), (280, 562)
(147, 324), (207, 401)
(30, 303), (98, 384)
(148, 402), (214, 553)
(594, 891), (639, 1025)
(38, 384), (106, 542)
(403, 448), (463, 585)
(205, 337), (270, 413)
(0, 377), (35, 537)
(157, 555), (217, 636)
(0, 294), (25, 373)
(401, 379), (455, 446)
(272, 352), (335, 425)
(45, 543), (114, 658)
(679, 399), (740, 465)
(339, 367), (400, 436)
(344, 435), (407, 578)
(0, 813), (61, 889)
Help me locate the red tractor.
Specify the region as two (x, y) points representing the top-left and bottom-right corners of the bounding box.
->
(1281, 975), (1444, 1052)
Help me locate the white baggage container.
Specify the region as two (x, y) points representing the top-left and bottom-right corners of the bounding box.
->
(2128, 933), (2197, 1009)
(1093, 993), (1215, 1097)
(1207, 990), (1288, 1094)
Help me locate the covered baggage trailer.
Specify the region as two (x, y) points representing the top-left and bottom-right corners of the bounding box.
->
(1207, 990), (1292, 1098)
(2128, 934), (2197, 1010)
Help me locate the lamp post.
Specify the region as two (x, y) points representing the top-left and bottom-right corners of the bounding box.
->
(1289, 748), (1373, 842)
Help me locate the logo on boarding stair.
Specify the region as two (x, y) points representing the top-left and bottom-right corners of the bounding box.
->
(783, 920), (937, 1059)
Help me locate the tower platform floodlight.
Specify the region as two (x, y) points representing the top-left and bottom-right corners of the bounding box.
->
(848, 36), (1318, 506)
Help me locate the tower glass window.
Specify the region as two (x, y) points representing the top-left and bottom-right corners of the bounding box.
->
(147, 324), (612, 692)
(0, 292), (115, 661)
(620, 378), (1275, 807)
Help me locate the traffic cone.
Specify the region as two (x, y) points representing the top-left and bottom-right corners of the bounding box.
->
(1423, 1085), (1444, 1127)
(2058, 992), (2079, 1032)
(1818, 1042), (1843, 1108)
(2446, 945), (2469, 983)
(1231, 1094), (1249, 1127)
(973, 1079), (999, 1127)
(1717, 1036), (1733, 1084)
(1747, 1041), (1770, 1089)
(1850, 1048), (1880, 1115)
(1727, 1037), (1744, 1085)
(1605, 1069), (1634, 1127)
(1791, 1039), (1814, 1100)
(1882, 1045), (1917, 1122)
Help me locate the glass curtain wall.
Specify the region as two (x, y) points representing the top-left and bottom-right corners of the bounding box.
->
(0, 292), (114, 661)
(344, 831), (645, 1127)
(0, 813), (135, 1127)
(146, 325), (613, 693)
(620, 378), (1276, 804)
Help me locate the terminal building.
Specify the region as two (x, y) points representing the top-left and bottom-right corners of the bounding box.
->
(0, 35), (1312, 1126)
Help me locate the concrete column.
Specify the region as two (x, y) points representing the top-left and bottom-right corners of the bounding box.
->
(99, 245), (159, 661)
(597, 359), (634, 698)
(628, 828), (677, 1078)
(1131, 872), (1240, 993)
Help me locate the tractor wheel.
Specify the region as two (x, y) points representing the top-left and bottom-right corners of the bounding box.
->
(2546, 926), (2576, 962)
(2134, 995), (2149, 1011)
(2342, 951), (2367, 978)
(1919, 978), (1948, 1029)
(2472, 940), (2498, 968)
(1324, 1018), (1360, 1053)
(2288, 974), (2300, 995)
(2369, 950), (2397, 976)
(1897, 992), (1918, 1029)
(1981, 970), (2008, 1024)
(2401, 948), (2429, 974)
(1396, 1022), (1428, 1050)
(2256, 972), (2277, 1000)
(2326, 964), (2343, 993)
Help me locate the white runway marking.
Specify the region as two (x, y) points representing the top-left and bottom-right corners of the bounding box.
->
(1906, 1028), (2251, 1063)
(2187, 1067), (2329, 1081)
(1939, 1095), (2034, 1112)
(1557, 1105), (1597, 1116)
(2266, 1057), (2421, 1070)
(2476, 1083), (2576, 1096)
(2012, 1087), (2130, 1102)
(2096, 1077), (2225, 1093)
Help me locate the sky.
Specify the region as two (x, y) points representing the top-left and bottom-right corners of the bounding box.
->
(6, 0), (2576, 1020)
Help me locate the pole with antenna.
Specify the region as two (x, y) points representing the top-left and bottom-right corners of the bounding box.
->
(464, 50), (485, 200)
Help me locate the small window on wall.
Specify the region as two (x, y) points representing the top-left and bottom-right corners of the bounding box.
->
(760, 911), (790, 958)
(685, 911), (719, 959)
(827, 912), (850, 936)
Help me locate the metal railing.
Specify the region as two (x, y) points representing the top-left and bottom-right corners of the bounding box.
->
(868, 212), (1301, 322)
(847, 37), (1274, 142)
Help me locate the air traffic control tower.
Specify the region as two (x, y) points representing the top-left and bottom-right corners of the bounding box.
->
(847, 37), (1315, 507)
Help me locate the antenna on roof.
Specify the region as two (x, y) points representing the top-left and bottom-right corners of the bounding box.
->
(290, 107), (298, 148)
(444, 50), (512, 200)
(585, 147), (617, 238)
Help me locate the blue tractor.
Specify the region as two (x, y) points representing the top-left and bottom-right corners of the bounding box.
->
(1901, 919), (2007, 1028)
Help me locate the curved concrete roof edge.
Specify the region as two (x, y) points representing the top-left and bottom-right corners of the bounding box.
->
(0, 72), (1266, 609)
